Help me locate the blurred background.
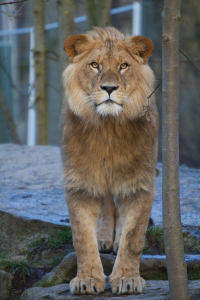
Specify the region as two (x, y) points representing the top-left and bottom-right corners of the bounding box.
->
(0, 0), (199, 168)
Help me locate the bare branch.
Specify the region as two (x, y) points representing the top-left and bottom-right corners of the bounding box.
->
(149, 57), (200, 64)
(179, 49), (200, 72)
(148, 79), (162, 99)
(0, 89), (21, 144)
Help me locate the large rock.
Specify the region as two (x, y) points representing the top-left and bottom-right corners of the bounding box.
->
(36, 252), (200, 287)
(36, 252), (116, 287)
(20, 280), (200, 300)
(0, 211), (66, 256)
(0, 270), (13, 300)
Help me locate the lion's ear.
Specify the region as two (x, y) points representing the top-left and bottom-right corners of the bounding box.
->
(64, 34), (89, 62)
(129, 36), (154, 64)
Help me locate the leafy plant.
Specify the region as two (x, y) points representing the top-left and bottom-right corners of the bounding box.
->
(146, 226), (163, 242)
(0, 257), (31, 281)
(48, 227), (72, 249)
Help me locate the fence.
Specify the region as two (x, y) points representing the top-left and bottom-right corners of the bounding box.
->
(0, 2), (142, 146)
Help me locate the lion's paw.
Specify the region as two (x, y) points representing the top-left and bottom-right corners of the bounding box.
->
(113, 242), (119, 255)
(70, 277), (105, 295)
(98, 239), (112, 253)
(110, 276), (146, 295)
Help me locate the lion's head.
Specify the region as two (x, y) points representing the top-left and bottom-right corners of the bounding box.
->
(63, 27), (155, 123)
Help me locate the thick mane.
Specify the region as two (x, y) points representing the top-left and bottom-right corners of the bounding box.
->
(62, 27), (156, 125)
(86, 27), (126, 43)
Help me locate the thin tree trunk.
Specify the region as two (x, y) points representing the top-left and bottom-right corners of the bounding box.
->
(162, 1), (189, 299)
(34, 0), (47, 145)
(57, 0), (75, 74)
(57, 0), (75, 94)
(0, 89), (21, 144)
(86, 0), (112, 28)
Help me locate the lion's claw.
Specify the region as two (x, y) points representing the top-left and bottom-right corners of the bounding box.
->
(110, 276), (146, 295)
(70, 276), (105, 294)
(98, 239), (112, 253)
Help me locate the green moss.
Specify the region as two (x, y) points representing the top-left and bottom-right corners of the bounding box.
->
(35, 278), (70, 288)
(143, 272), (168, 280)
(35, 280), (55, 288)
(48, 227), (72, 249)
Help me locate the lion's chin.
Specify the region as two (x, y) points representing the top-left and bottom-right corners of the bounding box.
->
(96, 103), (122, 117)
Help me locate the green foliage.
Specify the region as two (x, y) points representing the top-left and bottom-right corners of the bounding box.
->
(28, 238), (43, 249)
(146, 226), (164, 242)
(28, 227), (73, 251)
(48, 227), (72, 249)
(34, 280), (55, 288)
(0, 253), (6, 260)
(0, 257), (31, 281)
(142, 246), (152, 254)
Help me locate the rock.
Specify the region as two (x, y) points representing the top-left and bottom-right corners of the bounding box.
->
(1, 144), (200, 228)
(27, 247), (69, 268)
(20, 284), (70, 300)
(20, 280), (200, 300)
(0, 211), (67, 256)
(0, 144), (69, 226)
(36, 252), (116, 287)
(35, 252), (77, 286)
(0, 270), (13, 300)
(183, 230), (200, 254)
(37, 252), (200, 287)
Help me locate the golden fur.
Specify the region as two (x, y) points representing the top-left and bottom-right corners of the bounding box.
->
(61, 27), (158, 295)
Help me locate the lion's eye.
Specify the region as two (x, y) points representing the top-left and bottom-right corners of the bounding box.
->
(120, 63), (128, 69)
(91, 62), (99, 69)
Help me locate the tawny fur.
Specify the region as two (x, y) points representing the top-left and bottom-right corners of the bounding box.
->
(61, 27), (158, 295)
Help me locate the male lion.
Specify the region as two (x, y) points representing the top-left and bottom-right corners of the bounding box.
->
(61, 27), (158, 295)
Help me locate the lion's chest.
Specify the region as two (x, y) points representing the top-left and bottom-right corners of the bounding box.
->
(65, 123), (153, 196)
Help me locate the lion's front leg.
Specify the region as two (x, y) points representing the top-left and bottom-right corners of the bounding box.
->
(66, 191), (106, 295)
(109, 189), (154, 295)
(97, 193), (115, 253)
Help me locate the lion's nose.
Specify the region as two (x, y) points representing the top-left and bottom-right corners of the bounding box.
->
(101, 86), (119, 95)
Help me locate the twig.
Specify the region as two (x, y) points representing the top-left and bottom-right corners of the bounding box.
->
(137, 0), (162, 11)
(148, 79), (162, 99)
(0, 89), (21, 144)
(179, 49), (200, 72)
(0, 0), (27, 5)
(0, 59), (27, 98)
(149, 57), (200, 64)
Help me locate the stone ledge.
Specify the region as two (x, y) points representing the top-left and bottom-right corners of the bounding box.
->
(20, 280), (200, 300)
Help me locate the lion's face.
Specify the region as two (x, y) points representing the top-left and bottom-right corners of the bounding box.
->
(63, 28), (154, 123)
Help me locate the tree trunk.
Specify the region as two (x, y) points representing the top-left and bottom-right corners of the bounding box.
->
(162, 1), (189, 299)
(86, 0), (112, 28)
(34, 0), (47, 145)
(57, 0), (75, 75)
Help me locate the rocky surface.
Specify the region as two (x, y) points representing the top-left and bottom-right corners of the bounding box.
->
(0, 210), (66, 256)
(0, 270), (13, 300)
(0, 144), (69, 226)
(1, 144), (200, 227)
(1, 144), (200, 299)
(20, 280), (200, 300)
(36, 252), (200, 287)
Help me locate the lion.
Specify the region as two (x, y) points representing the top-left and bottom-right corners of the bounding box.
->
(61, 27), (158, 295)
